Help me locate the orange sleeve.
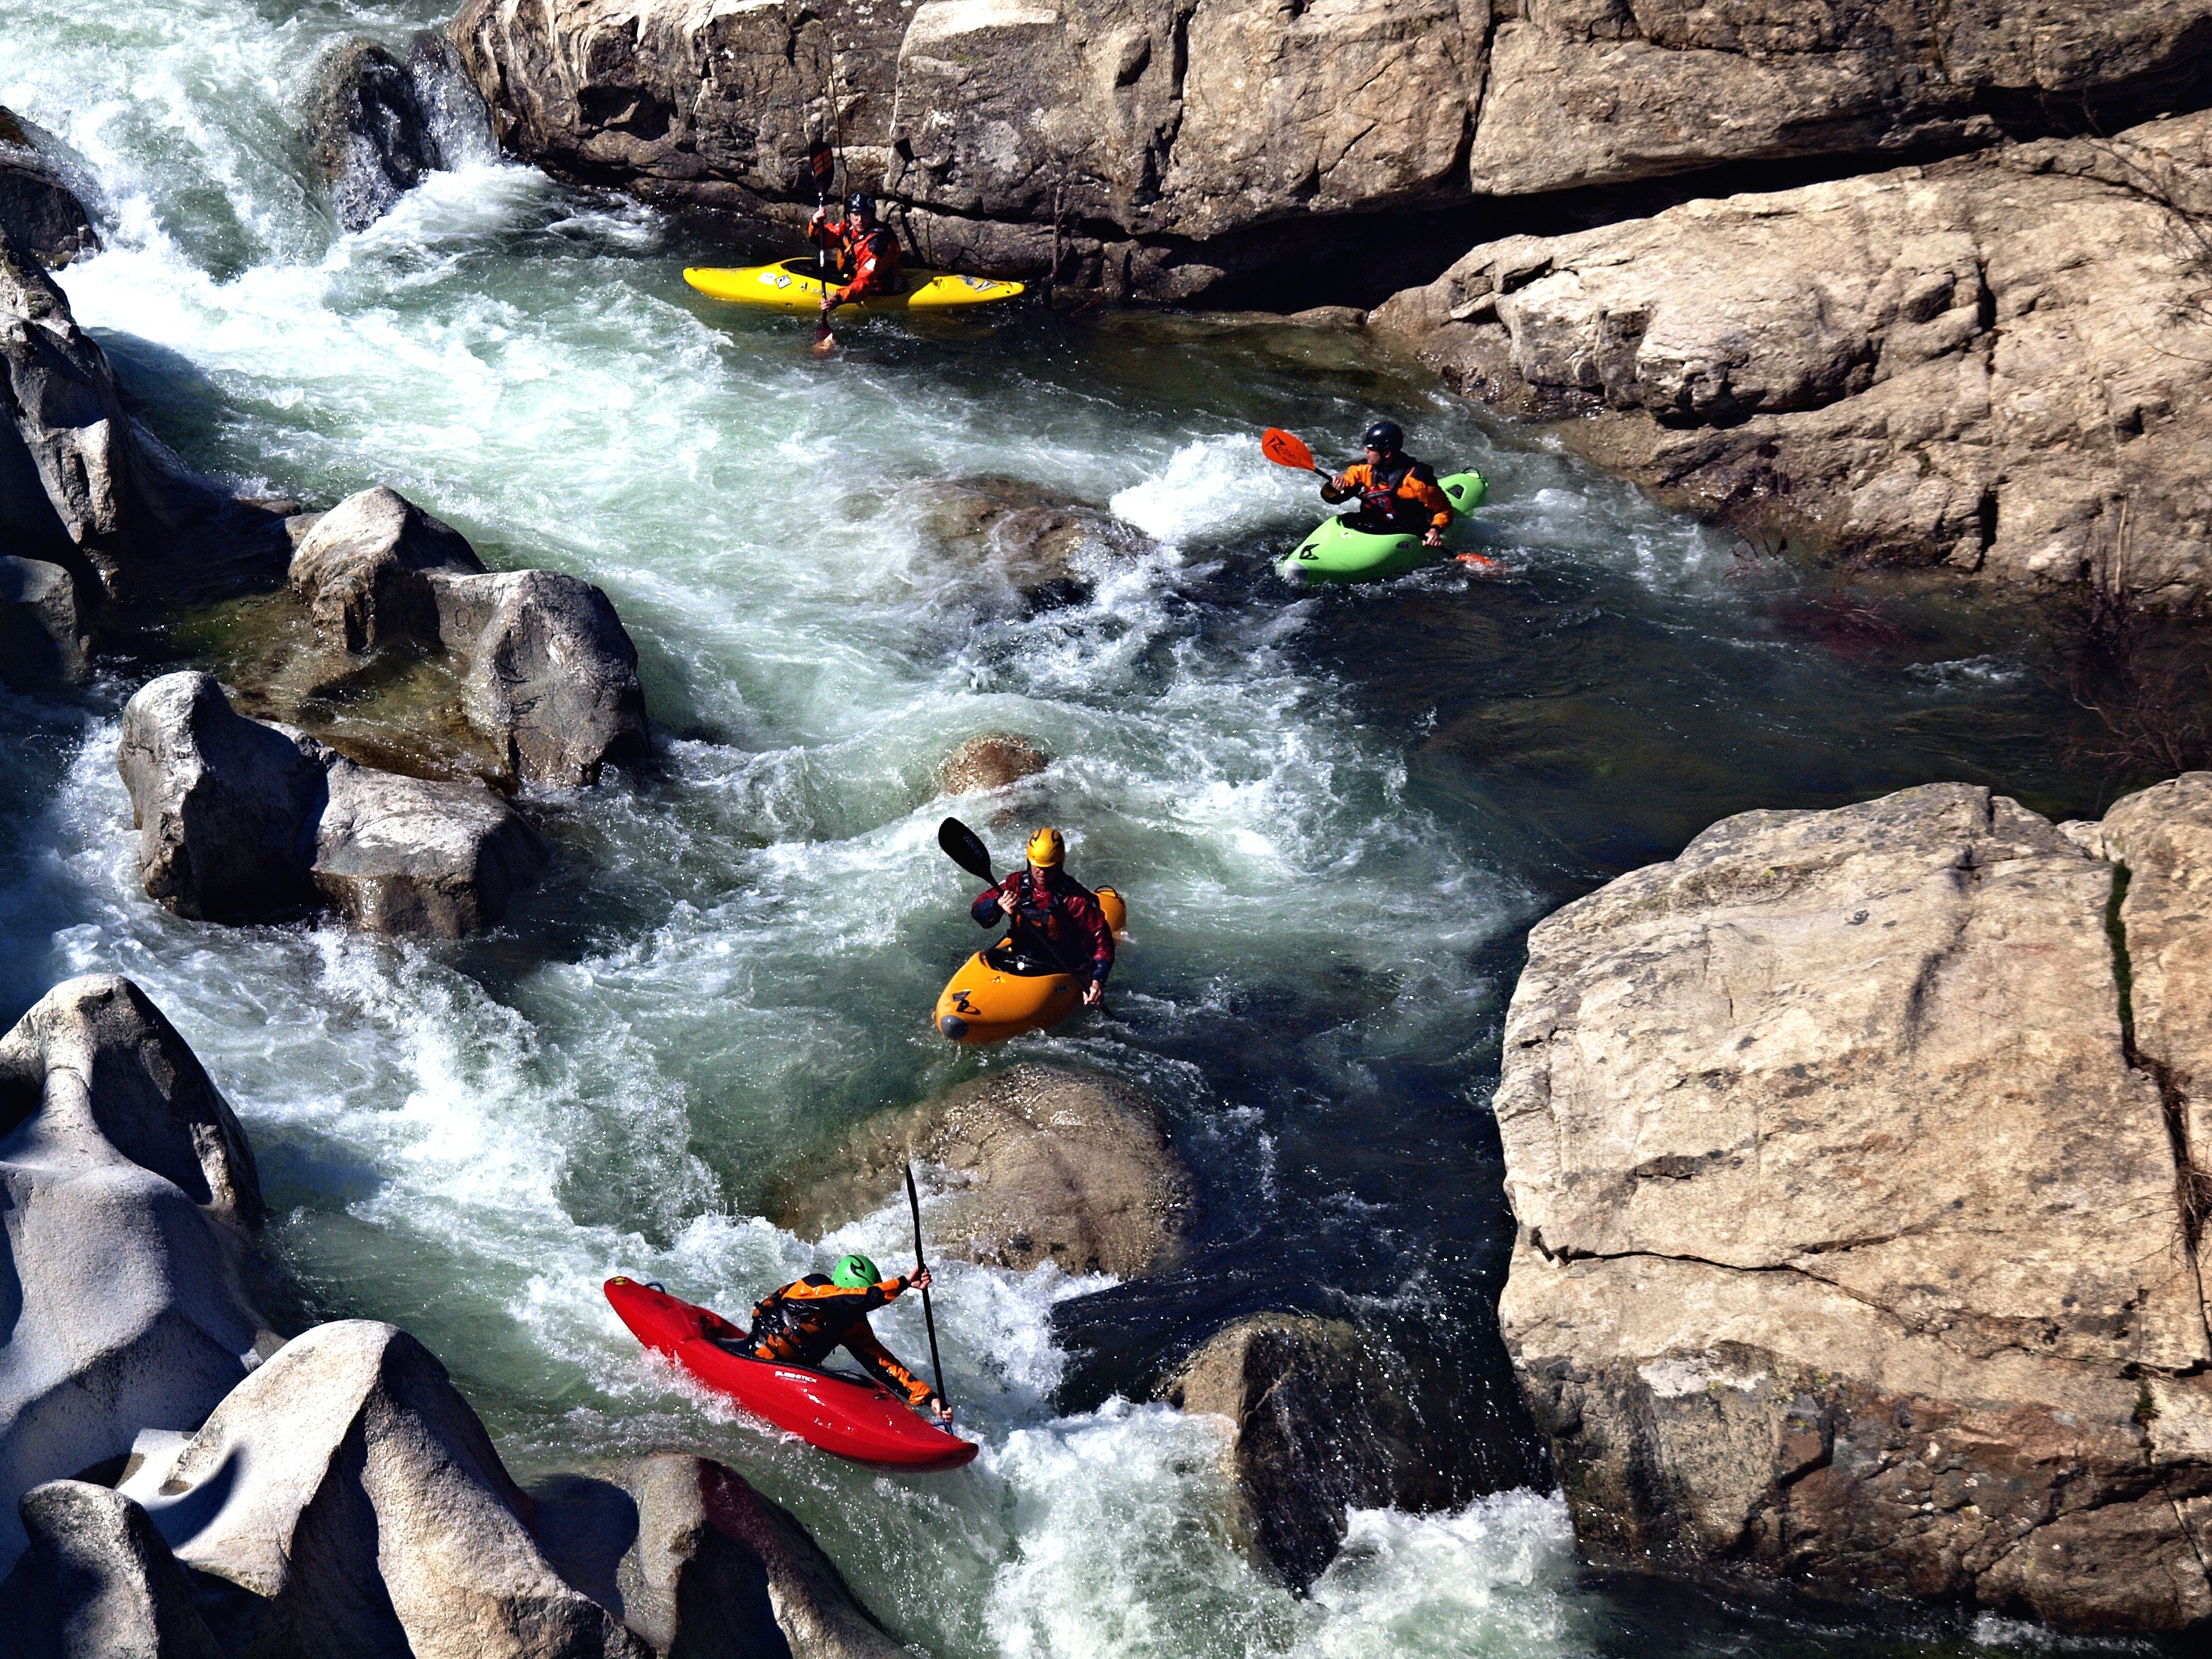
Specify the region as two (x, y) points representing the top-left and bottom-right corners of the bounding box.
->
(1403, 473), (1453, 529)
(844, 1325), (935, 1407)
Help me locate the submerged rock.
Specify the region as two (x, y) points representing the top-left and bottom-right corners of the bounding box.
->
(117, 670), (546, 936)
(1374, 111), (2212, 608)
(0, 107), (98, 266)
(289, 486), (650, 787)
(936, 732), (1050, 796)
(1495, 780), (2212, 1630)
(0, 975), (273, 1575)
(0, 555), (88, 689)
(913, 476), (1151, 601)
(532, 1453), (906, 1659)
(1162, 1312), (1455, 1592)
(775, 1063), (1189, 1278)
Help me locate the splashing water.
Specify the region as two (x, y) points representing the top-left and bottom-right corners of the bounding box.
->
(1, 3), (2124, 1655)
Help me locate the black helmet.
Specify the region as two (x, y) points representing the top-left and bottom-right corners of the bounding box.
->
(847, 193), (877, 219)
(1362, 419), (1403, 453)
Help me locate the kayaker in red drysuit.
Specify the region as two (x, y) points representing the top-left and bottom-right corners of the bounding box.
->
(1321, 419), (1453, 548)
(970, 826), (1115, 1007)
(819, 194), (901, 313)
(721, 1254), (950, 1421)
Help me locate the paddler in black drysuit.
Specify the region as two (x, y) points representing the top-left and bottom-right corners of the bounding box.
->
(719, 1252), (951, 1421)
(969, 825), (1115, 1007)
(1321, 419), (1455, 549)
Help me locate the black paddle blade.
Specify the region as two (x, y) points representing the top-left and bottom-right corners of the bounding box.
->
(938, 816), (994, 883)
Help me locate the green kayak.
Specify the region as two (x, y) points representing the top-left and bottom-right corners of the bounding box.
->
(1278, 471), (1489, 584)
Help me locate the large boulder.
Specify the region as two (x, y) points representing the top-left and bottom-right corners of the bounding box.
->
(531, 1453), (906, 1659)
(310, 35), (496, 232)
(775, 1064), (1189, 1278)
(1494, 781), (2212, 1631)
(0, 109), (98, 267)
(1160, 1312), (1457, 1592)
(0, 555), (87, 689)
(936, 732), (1050, 796)
(119, 1321), (645, 1658)
(450, 0), (2212, 303)
(289, 486), (649, 788)
(117, 671), (547, 936)
(1373, 112), (2212, 607)
(0, 975), (273, 1576)
(3, 1480), (224, 1659)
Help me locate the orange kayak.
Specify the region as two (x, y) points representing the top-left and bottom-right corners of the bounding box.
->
(603, 1277), (978, 1472)
(935, 887), (1126, 1043)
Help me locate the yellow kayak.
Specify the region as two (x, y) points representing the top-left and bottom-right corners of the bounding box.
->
(683, 258), (1025, 315)
(935, 888), (1126, 1044)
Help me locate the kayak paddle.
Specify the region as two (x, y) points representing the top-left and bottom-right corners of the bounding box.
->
(905, 1161), (950, 1413)
(938, 816), (995, 885)
(1261, 427), (1330, 478)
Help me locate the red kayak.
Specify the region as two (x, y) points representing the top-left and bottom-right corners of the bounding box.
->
(603, 1277), (978, 1472)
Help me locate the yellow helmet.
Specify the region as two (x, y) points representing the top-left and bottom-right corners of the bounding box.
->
(1025, 826), (1065, 867)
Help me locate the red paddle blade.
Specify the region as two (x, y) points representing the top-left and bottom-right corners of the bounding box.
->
(1260, 428), (1317, 472)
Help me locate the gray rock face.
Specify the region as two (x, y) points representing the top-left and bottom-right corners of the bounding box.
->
(118, 671), (547, 936)
(532, 1453), (906, 1659)
(434, 568), (650, 788)
(290, 486), (649, 787)
(450, 0), (2212, 301)
(0, 556), (87, 688)
(0, 975), (272, 1576)
(125, 1321), (645, 1659)
(0, 108), (99, 267)
(311, 35), (495, 232)
(1161, 1312), (1455, 1592)
(775, 1063), (1189, 1278)
(5, 1480), (224, 1659)
(1494, 781), (2212, 1630)
(287, 484), (486, 650)
(1373, 112), (2212, 606)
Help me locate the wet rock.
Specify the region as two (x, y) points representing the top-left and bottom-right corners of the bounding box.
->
(313, 753), (550, 937)
(0, 555), (88, 688)
(288, 486), (649, 787)
(1494, 781), (2212, 1631)
(125, 1320), (646, 1658)
(116, 672), (325, 923)
(1374, 112), (2212, 607)
(775, 1063), (1189, 1278)
(451, 0), (2212, 303)
(0, 108), (99, 267)
(1286, 306), (1365, 328)
(0, 974), (273, 1575)
(531, 1453), (906, 1659)
(936, 732), (1050, 795)
(3, 1480), (224, 1659)
(434, 568), (650, 788)
(117, 671), (545, 935)
(1161, 1312), (1452, 1592)
(288, 484), (486, 651)
(914, 476), (1150, 601)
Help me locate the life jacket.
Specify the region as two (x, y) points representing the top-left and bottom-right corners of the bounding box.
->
(1359, 454), (1437, 526)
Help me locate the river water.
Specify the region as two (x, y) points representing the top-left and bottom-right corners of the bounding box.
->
(0, 5), (2142, 1656)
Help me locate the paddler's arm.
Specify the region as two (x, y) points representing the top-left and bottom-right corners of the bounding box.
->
(973, 881), (1014, 927)
(1074, 893), (1114, 1007)
(1406, 472), (1453, 547)
(845, 1322), (950, 1421)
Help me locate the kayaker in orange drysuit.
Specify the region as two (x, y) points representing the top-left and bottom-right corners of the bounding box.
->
(970, 826), (1115, 1007)
(1321, 419), (1453, 549)
(818, 194), (902, 314)
(719, 1253), (951, 1421)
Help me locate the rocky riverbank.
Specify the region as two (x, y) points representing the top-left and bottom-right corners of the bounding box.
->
(447, 0), (2212, 304)
(1492, 777), (2212, 1632)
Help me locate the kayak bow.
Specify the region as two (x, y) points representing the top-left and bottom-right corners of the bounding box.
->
(604, 1277), (979, 1472)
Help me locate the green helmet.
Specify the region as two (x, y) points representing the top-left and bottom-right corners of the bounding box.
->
(831, 1253), (881, 1289)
